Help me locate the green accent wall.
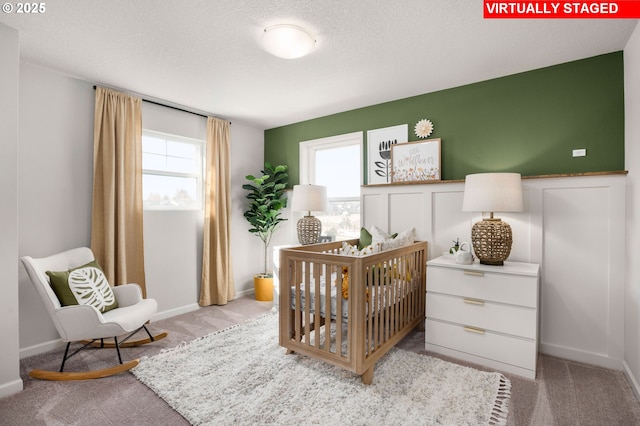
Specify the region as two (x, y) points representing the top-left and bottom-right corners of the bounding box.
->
(265, 52), (624, 185)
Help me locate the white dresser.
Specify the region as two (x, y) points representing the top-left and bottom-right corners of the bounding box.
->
(425, 256), (540, 379)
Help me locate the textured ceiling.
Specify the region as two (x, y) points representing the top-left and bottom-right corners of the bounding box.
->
(1, 0), (637, 129)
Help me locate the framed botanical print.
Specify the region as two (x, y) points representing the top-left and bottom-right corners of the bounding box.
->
(366, 124), (408, 184)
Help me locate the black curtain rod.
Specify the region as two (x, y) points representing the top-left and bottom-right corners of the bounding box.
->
(92, 85), (228, 122)
(144, 97), (207, 119)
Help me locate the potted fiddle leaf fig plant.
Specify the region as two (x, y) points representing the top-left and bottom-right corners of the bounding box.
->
(242, 162), (289, 301)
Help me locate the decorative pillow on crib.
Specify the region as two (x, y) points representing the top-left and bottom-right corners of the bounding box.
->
(341, 241), (379, 256)
(46, 260), (118, 313)
(370, 225), (415, 251)
(358, 227), (397, 250)
(358, 227), (373, 250)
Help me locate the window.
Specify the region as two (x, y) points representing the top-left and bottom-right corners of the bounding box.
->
(299, 132), (363, 240)
(142, 130), (204, 210)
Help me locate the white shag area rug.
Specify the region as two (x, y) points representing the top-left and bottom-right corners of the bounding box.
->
(132, 313), (510, 426)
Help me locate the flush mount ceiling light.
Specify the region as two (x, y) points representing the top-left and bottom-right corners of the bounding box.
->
(262, 24), (316, 59)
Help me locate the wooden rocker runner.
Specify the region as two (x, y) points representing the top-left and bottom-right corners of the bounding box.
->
(21, 247), (168, 381)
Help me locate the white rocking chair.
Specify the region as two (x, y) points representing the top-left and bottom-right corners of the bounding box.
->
(20, 247), (167, 380)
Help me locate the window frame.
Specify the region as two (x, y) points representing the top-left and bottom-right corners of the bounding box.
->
(299, 131), (364, 187)
(299, 132), (364, 239)
(141, 129), (205, 211)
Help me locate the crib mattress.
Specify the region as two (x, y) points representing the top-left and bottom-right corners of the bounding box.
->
(290, 278), (412, 320)
(290, 279), (348, 320)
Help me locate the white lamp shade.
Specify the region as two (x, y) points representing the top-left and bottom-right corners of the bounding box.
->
(291, 185), (328, 213)
(462, 173), (523, 213)
(262, 25), (316, 59)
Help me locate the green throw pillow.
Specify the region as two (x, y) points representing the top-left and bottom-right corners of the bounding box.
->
(46, 260), (118, 313)
(358, 227), (373, 250)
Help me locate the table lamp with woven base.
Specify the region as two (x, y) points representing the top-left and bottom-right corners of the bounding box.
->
(297, 215), (322, 245)
(462, 173), (523, 265)
(292, 184), (328, 245)
(470, 215), (513, 265)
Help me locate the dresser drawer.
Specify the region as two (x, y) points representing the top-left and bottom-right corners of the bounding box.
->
(426, 319), (537, 371)
(427, 266), (537, 307)
(426, 293), (536, 339)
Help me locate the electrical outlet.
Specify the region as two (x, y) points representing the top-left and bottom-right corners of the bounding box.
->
(573, 149), (586, 157)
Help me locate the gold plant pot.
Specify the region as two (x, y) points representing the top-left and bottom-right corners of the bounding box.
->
(254, 275), (274, 302)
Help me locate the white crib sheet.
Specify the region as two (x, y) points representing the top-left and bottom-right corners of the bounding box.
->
(290, 274), (412, 320)
(290, 272), (348, 319)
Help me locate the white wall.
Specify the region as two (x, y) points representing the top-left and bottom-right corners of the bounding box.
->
(15, 63), (266, 360)
(624, 21), (640, 398)
(229, 122), (267, 293)
(17, 63), (95, 354)
(363, 174), (627, 371)
(141, 102), (206, 319)
(0, 22), (23, 398)
(142, 101), (267, 313)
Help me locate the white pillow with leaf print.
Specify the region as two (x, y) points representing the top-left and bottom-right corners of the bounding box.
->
(46, 260), (118, 313)
(370, 225), (416, 251)
(340, 241), (379, 256)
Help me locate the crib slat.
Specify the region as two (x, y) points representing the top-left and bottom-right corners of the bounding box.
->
(411, 252), (416, 324)
(366, 266), (373, 356)
(376, 263), (380, 348)
(336, 265), (344, 357)
(409, 253), (415, 325)
(385, 259), (392, 344)
(392, 258), (398, 335)
(313, 262), (321, 348)
(294, 260), (302, 342)
(398, 256), (412, 326)
(324, 264), (332, 353)
(387, 261), (392, 340)
(379, 264), (385, 344)
(404, 254), (410, 322)
(304, 262), (311, 343)
(403, 255), (409, 329)
(380, 261), (386, 345)
(383, 262), (388, 350)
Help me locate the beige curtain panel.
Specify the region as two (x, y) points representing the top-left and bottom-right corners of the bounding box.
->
(91, 87), (147, 297)
(200, 116), (235, 306)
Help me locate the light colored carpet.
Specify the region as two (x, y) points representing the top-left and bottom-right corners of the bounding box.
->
(2, 297), (640, 425)
(132, 312), (511, 426)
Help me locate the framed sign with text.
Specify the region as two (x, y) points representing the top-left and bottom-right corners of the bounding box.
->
(391, 138), (441, 182)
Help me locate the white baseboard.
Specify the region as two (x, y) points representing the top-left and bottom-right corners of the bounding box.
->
(623, 360), (640, 402)
(0, 378), (23, 398)
(236, 288), (255, 298)
(539, 342), (623, 370)
(20, 304), (202, 358)
(150, 289), (261, 322)
(543, 343), (640, 402)
(20, 338), (65, 359)
(20, 295), (259, 359)
(151, 303), (200, 322)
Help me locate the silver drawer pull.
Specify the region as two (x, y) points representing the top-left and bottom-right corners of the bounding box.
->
(464, 326), (486, 335)
(464, 270), (484, 277)
(463, 298), (485, 306)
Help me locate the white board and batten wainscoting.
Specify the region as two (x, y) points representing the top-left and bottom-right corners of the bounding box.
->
(362, 174), (626, 375)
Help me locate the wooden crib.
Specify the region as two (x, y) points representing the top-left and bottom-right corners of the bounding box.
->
(278, 239), (427, 384)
